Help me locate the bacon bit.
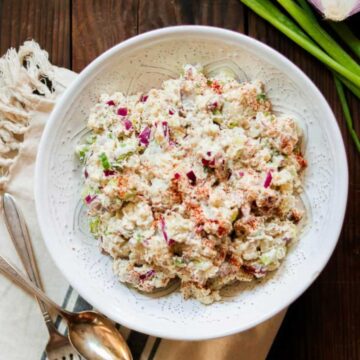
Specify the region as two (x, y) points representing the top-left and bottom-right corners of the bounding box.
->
(106, 100), (115, 106)
(186, 170), (197, 185)
(104, 169), (115, 176)
(169, 109), (175, 115)
(140, 94), (148, 103)
(117, 107), (128, 116)
(139, 270), (155, 281)
(210, 80), (222, 94)
(84, 169), (89, 178)
(168, 239), (176, 246)
(295, 154), (307, 169)
(264, 171), (272, 188)
(174, 173), (181, 180)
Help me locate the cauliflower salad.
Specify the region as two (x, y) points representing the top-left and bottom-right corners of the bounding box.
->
(77, 64), (307, 304)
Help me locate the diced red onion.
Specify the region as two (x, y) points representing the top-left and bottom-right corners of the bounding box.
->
(206, 151), (212, 156)
(264, 171), (272, 188)
(208, 101), (219, 111)
(139, 269), (155, 281)
(160, 217), (168, 242)
(201, 158), (216, 167)
(169, 109), (175, 115)
(174, 173), (181, 180)
(124, 119), (133, 130)
(140, 94), (148, 103)
(239, 171), (244, 177)
(139, 127), (151, 146)
(104, 169), (115, 176)
(117, 107), (128, 116)
(84, 169), (89, 178)
(85, 194), (96, 204)
(106, 100), (115, 106)
(162, 121), (169, 138)
(160, 216), (175, 246)
(186, 170), (197, 185)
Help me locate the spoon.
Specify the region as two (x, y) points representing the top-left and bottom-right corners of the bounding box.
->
(0, 255), (132, 360)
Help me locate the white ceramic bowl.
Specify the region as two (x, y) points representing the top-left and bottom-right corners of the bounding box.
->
(35, 26), (348, 340)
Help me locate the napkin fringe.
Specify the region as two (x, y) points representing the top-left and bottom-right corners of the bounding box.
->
(0, 40), (55, 188)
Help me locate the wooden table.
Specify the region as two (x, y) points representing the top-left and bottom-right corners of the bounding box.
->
(1, 1), (359, 359)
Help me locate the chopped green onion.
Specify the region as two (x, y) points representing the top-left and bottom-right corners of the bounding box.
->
(174, 258), (185, 267)
(99, 152), (110, 170)
(89, 217), (100, 235)
(79, 147), (88, 162)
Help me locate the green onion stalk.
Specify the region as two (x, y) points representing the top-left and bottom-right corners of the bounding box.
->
(240, 0), (360, 152)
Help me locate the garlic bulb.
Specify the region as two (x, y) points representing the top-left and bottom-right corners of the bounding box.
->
(310, 0), (360, 21)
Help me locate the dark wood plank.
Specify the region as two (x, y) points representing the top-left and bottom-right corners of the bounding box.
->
(71, 0), (138, 72)
(246, 11), (360, 360)
(138, 0), (245, 33)
(0, 0), (71, 68)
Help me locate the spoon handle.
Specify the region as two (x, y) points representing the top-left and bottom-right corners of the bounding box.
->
(0, 255), (65, 316)
(2, 193), (56, 330)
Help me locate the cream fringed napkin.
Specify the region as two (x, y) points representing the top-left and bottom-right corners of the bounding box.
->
(0, 41), (286, 360)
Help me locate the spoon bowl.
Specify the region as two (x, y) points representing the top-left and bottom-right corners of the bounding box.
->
(66, 311), (132, 360)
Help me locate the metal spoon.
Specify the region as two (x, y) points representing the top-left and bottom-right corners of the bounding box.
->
(0, 255), (132, 360)
(2, 192), (80, 360)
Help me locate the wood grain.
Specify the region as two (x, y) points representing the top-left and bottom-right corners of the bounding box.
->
(0, 0), (70, 68)
(71, 0), (138, 72)
(0, 1), (359, 358)
(138, 0), (245, 32)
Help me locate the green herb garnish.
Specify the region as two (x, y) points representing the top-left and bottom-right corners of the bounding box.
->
(256, 93), (267, 101)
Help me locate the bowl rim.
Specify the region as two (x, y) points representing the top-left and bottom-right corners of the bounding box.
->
(35, 25), (348, 340)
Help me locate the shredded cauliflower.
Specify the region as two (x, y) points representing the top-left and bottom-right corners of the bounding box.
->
(77, 64), (306, 304)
